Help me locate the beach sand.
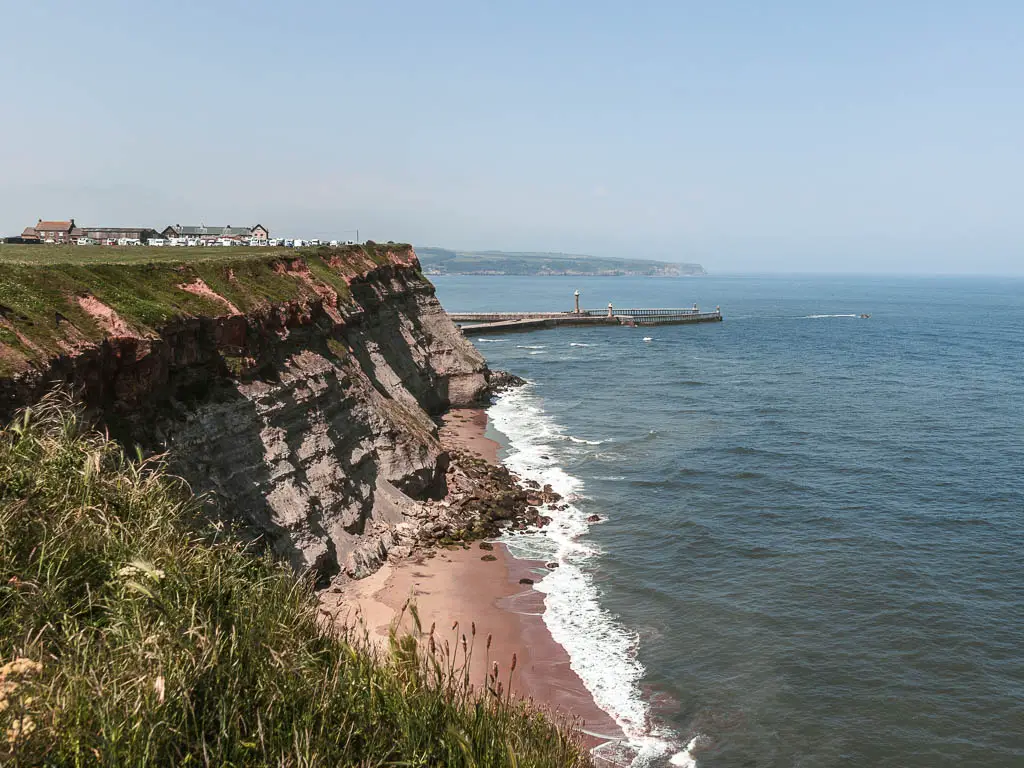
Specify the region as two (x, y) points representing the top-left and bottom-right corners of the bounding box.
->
(324, 407), (626, 756)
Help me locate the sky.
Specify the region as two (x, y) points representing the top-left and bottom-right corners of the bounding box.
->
(1, 1), (1022, 274)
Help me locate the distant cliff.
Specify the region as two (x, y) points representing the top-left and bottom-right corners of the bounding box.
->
(0, 245), (491, 580)
(418, 247), (706, 276)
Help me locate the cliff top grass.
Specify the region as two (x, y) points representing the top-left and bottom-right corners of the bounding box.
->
(0, 393), (591, 766)
(0, 243), (414, 376)
(0, 242), (410, 266)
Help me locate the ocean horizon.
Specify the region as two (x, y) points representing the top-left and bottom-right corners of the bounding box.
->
(434, 273), (1024, 768)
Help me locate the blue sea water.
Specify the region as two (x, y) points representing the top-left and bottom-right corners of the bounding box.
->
(433, 274), (1024, 768)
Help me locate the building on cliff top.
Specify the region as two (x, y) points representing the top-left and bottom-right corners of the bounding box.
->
(33, 218), (76, 243)
(17, 219), (272, 246)
(70, 226), (160, 245)
(161, 224), (270, 243)
(17, 226), (42, 243)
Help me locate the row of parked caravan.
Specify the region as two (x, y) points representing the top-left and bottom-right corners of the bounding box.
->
(74, 237), (358, 247)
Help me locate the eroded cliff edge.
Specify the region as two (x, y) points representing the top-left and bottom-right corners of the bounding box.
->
(0, 245), (490, 579)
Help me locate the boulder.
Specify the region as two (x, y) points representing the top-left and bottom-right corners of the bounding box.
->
(486, 370), (527, 395)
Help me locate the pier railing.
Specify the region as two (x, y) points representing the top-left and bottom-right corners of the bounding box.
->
(448, 312), (572, 322)
(450, 308), (722, 334)
(621, 310), (721, 325)
(449, 308), (711, 322)
(448, 302), (722, 334)
(580, 308), (703, 318)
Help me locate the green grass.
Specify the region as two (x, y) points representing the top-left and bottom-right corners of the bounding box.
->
(0, 244), (413, 376)
(0, 393), (592, 766)
(0, 243), (410, 267)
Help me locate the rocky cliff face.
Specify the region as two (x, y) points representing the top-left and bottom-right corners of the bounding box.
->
(0, 247), (490, 580)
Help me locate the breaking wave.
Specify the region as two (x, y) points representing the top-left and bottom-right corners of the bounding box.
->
(489, 385), (700, 766)
(561, 435), (612, 446)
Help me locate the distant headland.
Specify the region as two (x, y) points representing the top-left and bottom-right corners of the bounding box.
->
(418, 247), (706, 277)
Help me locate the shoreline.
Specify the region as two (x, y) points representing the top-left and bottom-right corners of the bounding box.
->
(323, 406), (628, 760)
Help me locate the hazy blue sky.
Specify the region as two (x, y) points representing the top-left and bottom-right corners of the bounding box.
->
(2, 1), (1022, 274)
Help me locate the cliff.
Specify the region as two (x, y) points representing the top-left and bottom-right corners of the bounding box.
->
(0, 245), (490, 580)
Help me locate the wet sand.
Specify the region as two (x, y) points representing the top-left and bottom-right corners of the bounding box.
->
(438, 407), (502, 464)
(327, 407), (625, 754)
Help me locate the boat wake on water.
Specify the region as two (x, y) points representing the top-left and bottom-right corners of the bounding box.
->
(489, 385), (705, 767)
(802, 313), (857, 319)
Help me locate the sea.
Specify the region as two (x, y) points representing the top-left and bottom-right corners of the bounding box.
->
(432, 274), (1024, 768)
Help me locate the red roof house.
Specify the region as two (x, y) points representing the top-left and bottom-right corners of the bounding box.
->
(34, 218), (76, 243)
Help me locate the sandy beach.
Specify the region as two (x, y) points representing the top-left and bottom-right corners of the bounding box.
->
(323, 407), (625, 754)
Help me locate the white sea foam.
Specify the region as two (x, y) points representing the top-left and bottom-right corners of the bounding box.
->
(562, 435), (610, 445)
(477, 338), (507, 343)
(516, 344), (546, 349)
(803, 314), (857, 319)
(529, 350), (546, 355)
(669, 735), (708, 767)
(570, 342), (592, 347)
(488, 384), (689, 766)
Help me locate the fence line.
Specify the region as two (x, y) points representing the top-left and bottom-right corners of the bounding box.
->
(450, 307), (715, 321)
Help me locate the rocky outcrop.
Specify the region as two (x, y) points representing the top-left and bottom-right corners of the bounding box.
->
(485, 369), (527, 394)
(386, 448), (557, 562)
(0, 247), (494, 580)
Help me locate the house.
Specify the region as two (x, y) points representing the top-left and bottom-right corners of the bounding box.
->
(33, 219), (76, 243)
(161, 224), (270, 244)
(3, 230), (42, 244)
(71, 226), (160, 245)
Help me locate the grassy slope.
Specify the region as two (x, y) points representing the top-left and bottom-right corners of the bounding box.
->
(0, 394), (591, 766)
(0, 243), (406, 266)
(0, 244), (406, 376)
(0, 244), (304, 266)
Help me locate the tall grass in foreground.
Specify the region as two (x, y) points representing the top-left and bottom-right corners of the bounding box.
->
(0, 393), (591, 767)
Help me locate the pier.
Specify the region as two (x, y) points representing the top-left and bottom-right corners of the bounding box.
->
(449, 292), (723, 335)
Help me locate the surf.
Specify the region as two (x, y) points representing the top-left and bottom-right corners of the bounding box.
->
(489, 384), (692, 766)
